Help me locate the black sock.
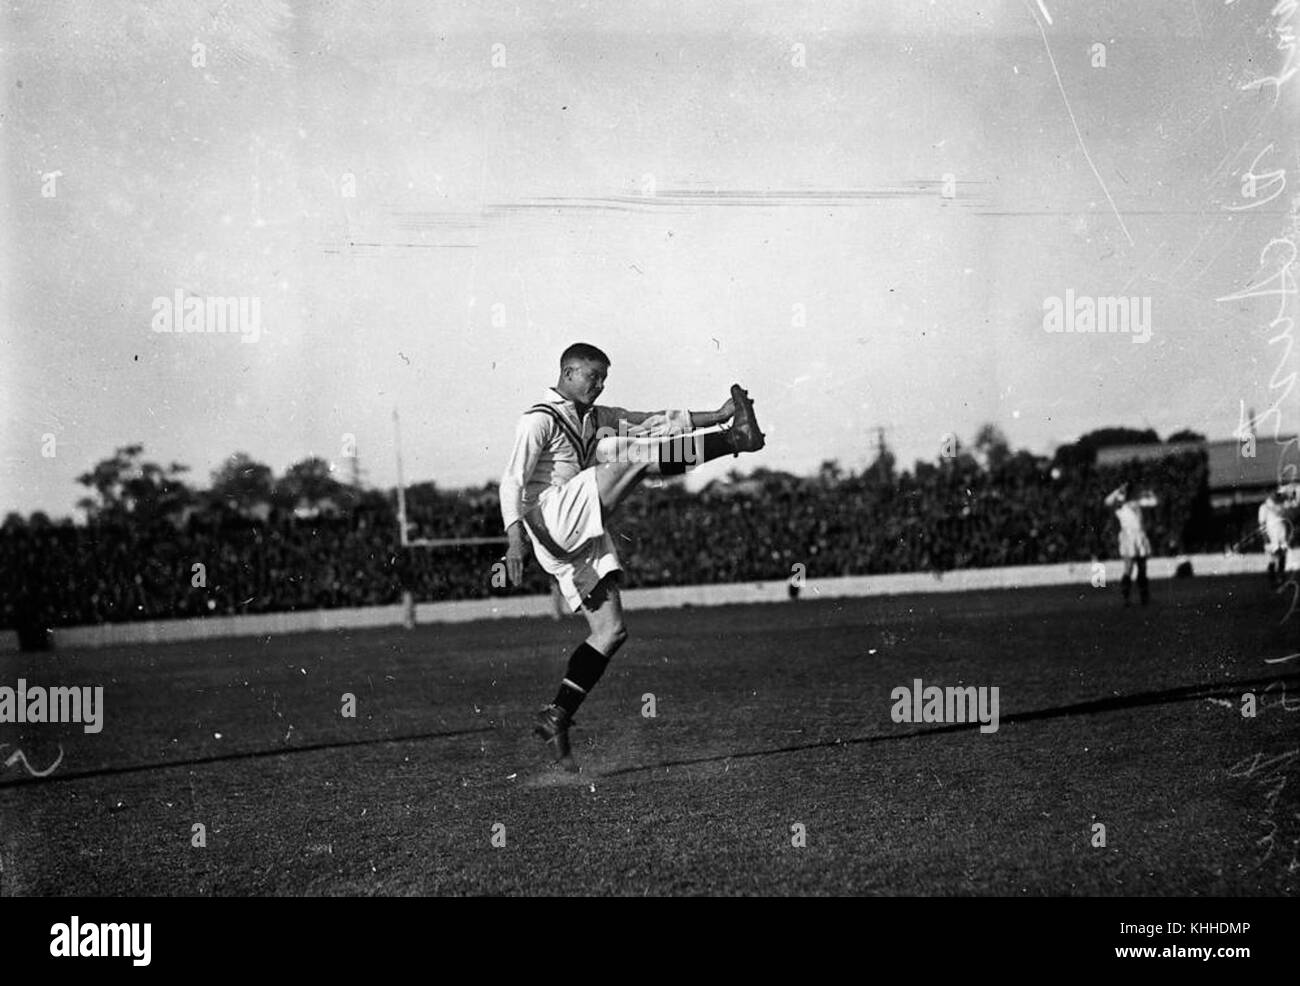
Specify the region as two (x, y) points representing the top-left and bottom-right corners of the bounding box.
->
(553, 642), (610, 716)
(658, 432), (733, 475)
(1121, 574), (1132, 602)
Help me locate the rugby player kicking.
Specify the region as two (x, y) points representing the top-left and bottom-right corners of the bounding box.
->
(1103, 483), (1157, 606)
(500, 343), (766, 771)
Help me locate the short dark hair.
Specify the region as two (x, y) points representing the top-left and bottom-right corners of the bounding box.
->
(561, 342), (611, 368)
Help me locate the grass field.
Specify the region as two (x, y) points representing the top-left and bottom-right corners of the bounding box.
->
(2, 574), (1298, 896)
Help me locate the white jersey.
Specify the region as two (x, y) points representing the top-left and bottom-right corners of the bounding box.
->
(500, 388), (690, 530)
(1115, 502), (1146, 538)
(1105, 490), (1155, 559)
(1259, 499), (1288, 551)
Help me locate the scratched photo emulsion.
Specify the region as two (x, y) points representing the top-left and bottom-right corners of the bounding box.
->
(1, 0), (1296, 926)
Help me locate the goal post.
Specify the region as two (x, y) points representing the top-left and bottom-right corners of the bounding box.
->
(392, 408), (512, 627)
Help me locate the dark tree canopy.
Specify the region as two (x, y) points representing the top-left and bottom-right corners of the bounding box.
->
(1054, 427), (1160, 468)
(209, 452), (275, 512)
(974, 423), (1011, 471)
(76, 444), (193, 524)
(278, 457), (345, 510)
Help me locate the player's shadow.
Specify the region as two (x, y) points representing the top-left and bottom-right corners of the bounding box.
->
(600, 671), (1300, 778)
(0, 724), (497, 788)
(7, 673), (1295, 788)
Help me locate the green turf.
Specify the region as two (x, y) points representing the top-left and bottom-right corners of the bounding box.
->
(2, 575), (1298, 896)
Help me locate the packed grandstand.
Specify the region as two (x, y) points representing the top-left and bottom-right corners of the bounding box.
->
(4, 432), (1242, 635)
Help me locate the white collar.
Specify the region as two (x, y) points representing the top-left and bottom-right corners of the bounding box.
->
(545, 387), (593, 417)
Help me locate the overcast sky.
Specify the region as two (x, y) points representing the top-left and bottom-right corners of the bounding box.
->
(3, 0), (1298, 519)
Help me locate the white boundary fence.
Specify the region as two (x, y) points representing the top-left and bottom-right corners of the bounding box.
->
(0, 551), (1281, 652)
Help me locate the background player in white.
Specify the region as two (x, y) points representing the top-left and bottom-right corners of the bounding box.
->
(1258, 486), (1296, 587)
(1103, 484), (1157, 606)
(500, 342), (766, 771)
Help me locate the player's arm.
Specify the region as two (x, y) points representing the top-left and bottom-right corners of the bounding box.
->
(500, 414), (550, 586)
(1103, 485), (1126, 508)
(1134, 491), (1158, 508)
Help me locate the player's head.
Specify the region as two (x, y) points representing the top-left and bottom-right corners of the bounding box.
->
(557, 343), (610, 405)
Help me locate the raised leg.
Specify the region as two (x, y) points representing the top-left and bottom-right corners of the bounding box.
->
(589, 384), (766, 518)
(591, 456), (654, 518)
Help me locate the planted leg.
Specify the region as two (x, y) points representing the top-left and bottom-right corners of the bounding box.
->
(535, 576), (627, 773)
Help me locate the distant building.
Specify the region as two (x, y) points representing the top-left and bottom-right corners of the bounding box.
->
(1097, 437), (1297, 509)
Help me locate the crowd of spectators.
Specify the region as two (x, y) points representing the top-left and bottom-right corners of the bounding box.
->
(1, 448), (1213, 634)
